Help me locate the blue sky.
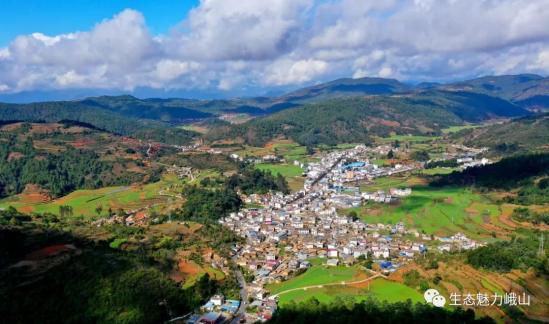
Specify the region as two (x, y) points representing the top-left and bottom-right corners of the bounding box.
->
(0, 0), (548, 100)
(0, 0), (199, 47)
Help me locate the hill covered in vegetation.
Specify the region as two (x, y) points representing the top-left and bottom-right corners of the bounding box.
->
(456, 113), (549, 154)
(0, 122), (162, 198)
(209, 91), (528, 146)
(441, 74), (549, 110)
(278, 77), (411, 103)
(81, 95), (298, 117)
(81, 95), (214, 122)
(0, 101), (197, 145)
(0, 215), (230, 324)
(431, 153), (549, 204)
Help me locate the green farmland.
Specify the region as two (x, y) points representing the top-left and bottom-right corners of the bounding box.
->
(0, 175), (185, 217)
(274, 278), (423, 306)
(267, 261), (366, 295)
(441, 125), (482, 134)
(348, 185), (511, 240)
(377, 134), (440, 143)
(256, 163), (304, 178)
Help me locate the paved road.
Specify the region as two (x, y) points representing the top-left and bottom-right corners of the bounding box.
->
(230, 252), (248, 324)
(270, 272), (383, 299)
(310, 155), (346, 187)
(288, 154), (346, 204)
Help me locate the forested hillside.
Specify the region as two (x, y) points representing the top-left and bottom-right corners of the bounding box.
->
(209, 91), (528, 146)
(0, 222), (221, 324)
(0, 122), (164, 198)
(278, 77), (410, 102)
(81, 95), (214, 122)
(81, 95), (299, 117)
(456, 113), (549, 154)
(442, 74), (549, 110)
(431, 153), (549, 204)
(0, 101), (197, 145)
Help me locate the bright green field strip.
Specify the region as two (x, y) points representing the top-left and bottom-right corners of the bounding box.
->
(360, 177), (412, 192)
(441, 125), (481, 134)
(481, 278), (503, 295)
(256, 163), (303, 178)
(358, 186), (500, 238)
(366, 278), (423, 303)
(276, 278), (423, 305)
(273, 143), (308, 161)
(267, 265), (362, 295)
(372, 159), (391, 167)
(378, 134), (439, 143)
(421, 167), (459, 175)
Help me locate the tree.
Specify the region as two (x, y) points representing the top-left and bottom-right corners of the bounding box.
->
(410, 150), (430, 161)
(347, 210), (358, 221)
(59, 205), (73, 218)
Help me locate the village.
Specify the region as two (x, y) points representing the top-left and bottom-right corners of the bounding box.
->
(201, 144), (486, 323)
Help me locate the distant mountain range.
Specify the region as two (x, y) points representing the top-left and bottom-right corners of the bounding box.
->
(1, 73), (548, 109)
(0, 74), (547, 146)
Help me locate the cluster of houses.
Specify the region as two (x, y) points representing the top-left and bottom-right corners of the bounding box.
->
(91, 209), (150, 227)
(185, 294), (241, 324)
(361, 188), (412, 204)
(437, 232), (482, 252)
(217, 144), (486, 322)
(173, 143), (201, 153)
(304, 145), (420, 191)
(165, 164), (195, 180)
(246, 299), (278, 322)
(443, 144), (491, 169)
(229, 152), (285, 164)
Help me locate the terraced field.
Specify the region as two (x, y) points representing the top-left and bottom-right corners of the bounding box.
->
(348, 185), (514, 240)
(390, 259), (549, 322)
(0, 175), (185, 217)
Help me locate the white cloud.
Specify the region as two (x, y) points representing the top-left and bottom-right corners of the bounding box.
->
(0, 48), (9, 59)
(0, 0), (549, 94)
(264, 59), (328, 85)
(532, 49), (549, 70)
(154, 60), (199, 82)
(378, 66), (393, 78)
(170, 0), (312, 61)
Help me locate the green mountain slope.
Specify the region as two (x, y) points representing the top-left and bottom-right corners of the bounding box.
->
(456, 113), (549, 154)
(81, 95), (301, 117)
(81, 95), (214, 122)
(442, 74), (549, 110)
(278, 77), (410, 103)
(209, 91), (528, 146)
(0, 101), (197, 145)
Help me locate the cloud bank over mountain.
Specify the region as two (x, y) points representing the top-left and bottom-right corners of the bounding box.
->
(1, 0), (548, 95)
